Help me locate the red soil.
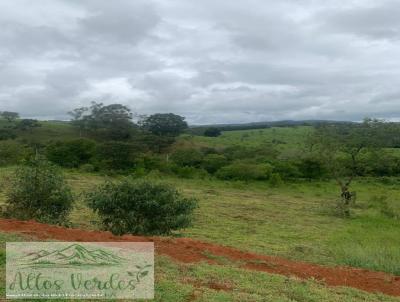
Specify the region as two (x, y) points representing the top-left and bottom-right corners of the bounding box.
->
(0, 218), (399, 297)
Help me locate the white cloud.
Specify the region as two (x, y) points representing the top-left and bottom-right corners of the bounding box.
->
(0, 0), (400, 124)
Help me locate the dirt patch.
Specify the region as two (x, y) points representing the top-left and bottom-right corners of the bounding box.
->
(0, 218), (399, 297)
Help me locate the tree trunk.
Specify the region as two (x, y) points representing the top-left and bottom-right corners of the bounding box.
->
(340, 185), (352, 217)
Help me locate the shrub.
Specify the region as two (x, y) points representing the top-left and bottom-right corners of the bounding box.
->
(135, 154), (166, 172)
(45, 138), (97, 168)
(271, 161), (301, 179)
(0, 141), (33, 166)
(86, 180), (198, 235)
(171, 148), (203, 167)
(4, 157), (73, 224)
(173, 166), (209, 179)
(0, 129), (16, 141)
(201, 154), (228, 174)
(203, 127), (221, 137)
(297, 158), (326, 179)
(269, 173), (283, 187)
(94, 141), (138, 171)
(216, 162), (272, 181)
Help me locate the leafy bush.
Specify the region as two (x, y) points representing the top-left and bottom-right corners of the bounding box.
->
(201, 154), (228, 174)
(172, 166), (209, 179)
(46, 138), (97, 168)
(0, 129), (16, 141)
(269, 173), (283, 187)
(216, 162), (272, 181)
(135, 154), (166, 172)
(4, 157), (73, 224)
(94, 141), (139, 171)
(297, 158), (326, 179)
(0, 141), (33, 166)
(171, 149), (203, 167)
(86, 180), (198, 235)
(203, 127), (221, 137)
(271, 161), (302, 179)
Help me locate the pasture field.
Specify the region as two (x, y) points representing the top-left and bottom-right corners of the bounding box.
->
(66, 172), (400, 275)
(0, 124), (400, 300)
(0, 119), (78, 142)
(1, 167), (400, 301)
(185, 126), (313, 150)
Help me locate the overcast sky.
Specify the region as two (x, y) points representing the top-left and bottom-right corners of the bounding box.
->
(1, 0), (400, 124)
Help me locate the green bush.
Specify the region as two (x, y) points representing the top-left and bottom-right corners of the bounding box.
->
(0, 129), (16, 141)
(297, 158), (326, 179)
(203, 127), (221, 137)
(94, 141), (138, 171)
(201, 154), (228, 174)
(269, 173), (283, 187)
(4, 157), (73, 224)
(86, 180), (198, 235)
(216, 162), (272, 181)
(45, 138), (97, 168)
(170, 148), (203, 167)
(173, 166), (209, 179)
(0, 141), (33, 166)
(271, 161), (301, 179)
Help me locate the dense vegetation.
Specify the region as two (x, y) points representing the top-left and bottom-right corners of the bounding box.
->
(0, 107), (400, 300)
(1, 108), (400, 221)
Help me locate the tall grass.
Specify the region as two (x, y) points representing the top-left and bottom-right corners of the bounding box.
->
(330, 216), (400, 275)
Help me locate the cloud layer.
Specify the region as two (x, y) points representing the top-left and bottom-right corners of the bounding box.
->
(1, 0), (400, 124)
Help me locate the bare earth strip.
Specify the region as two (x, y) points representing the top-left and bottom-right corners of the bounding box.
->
(0, 218), (399, 297)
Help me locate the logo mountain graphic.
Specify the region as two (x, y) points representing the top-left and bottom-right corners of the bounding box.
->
(19, 244), (127, 268)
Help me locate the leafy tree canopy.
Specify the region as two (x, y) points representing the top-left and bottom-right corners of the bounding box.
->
(15, 119), (41, 132)
(0, 111), (19, 122)
(140, 113), (188, 136)
(68, 102), (136, 140)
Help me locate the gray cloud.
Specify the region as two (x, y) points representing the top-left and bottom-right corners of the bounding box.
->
(0, 0), (400, 124)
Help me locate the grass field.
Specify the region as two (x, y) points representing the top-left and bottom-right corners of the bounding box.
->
(2, 168), (399, 276)
(184, 126), (314, 150)
(0, 120), (78, 142)
(0, 123), (400, 300)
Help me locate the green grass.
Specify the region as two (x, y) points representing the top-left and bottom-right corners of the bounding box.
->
(1, 168), (400, 276)
(184, 126), (313, 150)
(0, 119), (78, 142)
(330, 216), (400, 275)
(0, 232), (398, 302)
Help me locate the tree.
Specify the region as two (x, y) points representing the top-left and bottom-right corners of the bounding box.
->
(68, 106), (88, 137)
(310, 119), (388, 216)
(140, 113), (188, 136)
(15, 119), (41, 132)
(204, 127), (222, 137)
(68, 102), (135, 140)
(0, 111), (19, 122)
